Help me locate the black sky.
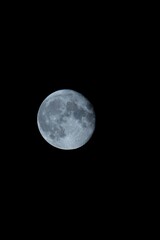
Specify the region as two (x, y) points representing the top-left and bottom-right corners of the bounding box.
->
(2, 6), (142, 232)
(5, 24), (132, 186)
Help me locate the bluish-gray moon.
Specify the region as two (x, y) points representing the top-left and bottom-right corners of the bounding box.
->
(37, 89), (96, 150)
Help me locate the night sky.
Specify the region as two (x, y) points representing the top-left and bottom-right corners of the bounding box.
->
(5, 39), (132, 191)
(2, 7), (141, 232)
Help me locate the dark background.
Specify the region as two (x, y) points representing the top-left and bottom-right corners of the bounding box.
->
(1, 3), (146, 235)
(5, 22), (118, 179)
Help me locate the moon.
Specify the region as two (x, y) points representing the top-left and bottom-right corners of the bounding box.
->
(37, 89), (96, 150)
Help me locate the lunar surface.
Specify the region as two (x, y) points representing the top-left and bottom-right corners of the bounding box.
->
(37, 89), (96, 150)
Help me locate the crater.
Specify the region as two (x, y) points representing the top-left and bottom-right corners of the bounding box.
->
(86, 112), (95, 126)
(46, 99), (64, 115)
(66, 101), (78, 112)
(82, 121), (87, 128)
(73, 107), (86, 121)
(86, 101), (94, 111)
(50, 125), (66, 140)
(38, 110), (50, 132)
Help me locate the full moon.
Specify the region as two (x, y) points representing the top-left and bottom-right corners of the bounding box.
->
(37, 89), (96, 150)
